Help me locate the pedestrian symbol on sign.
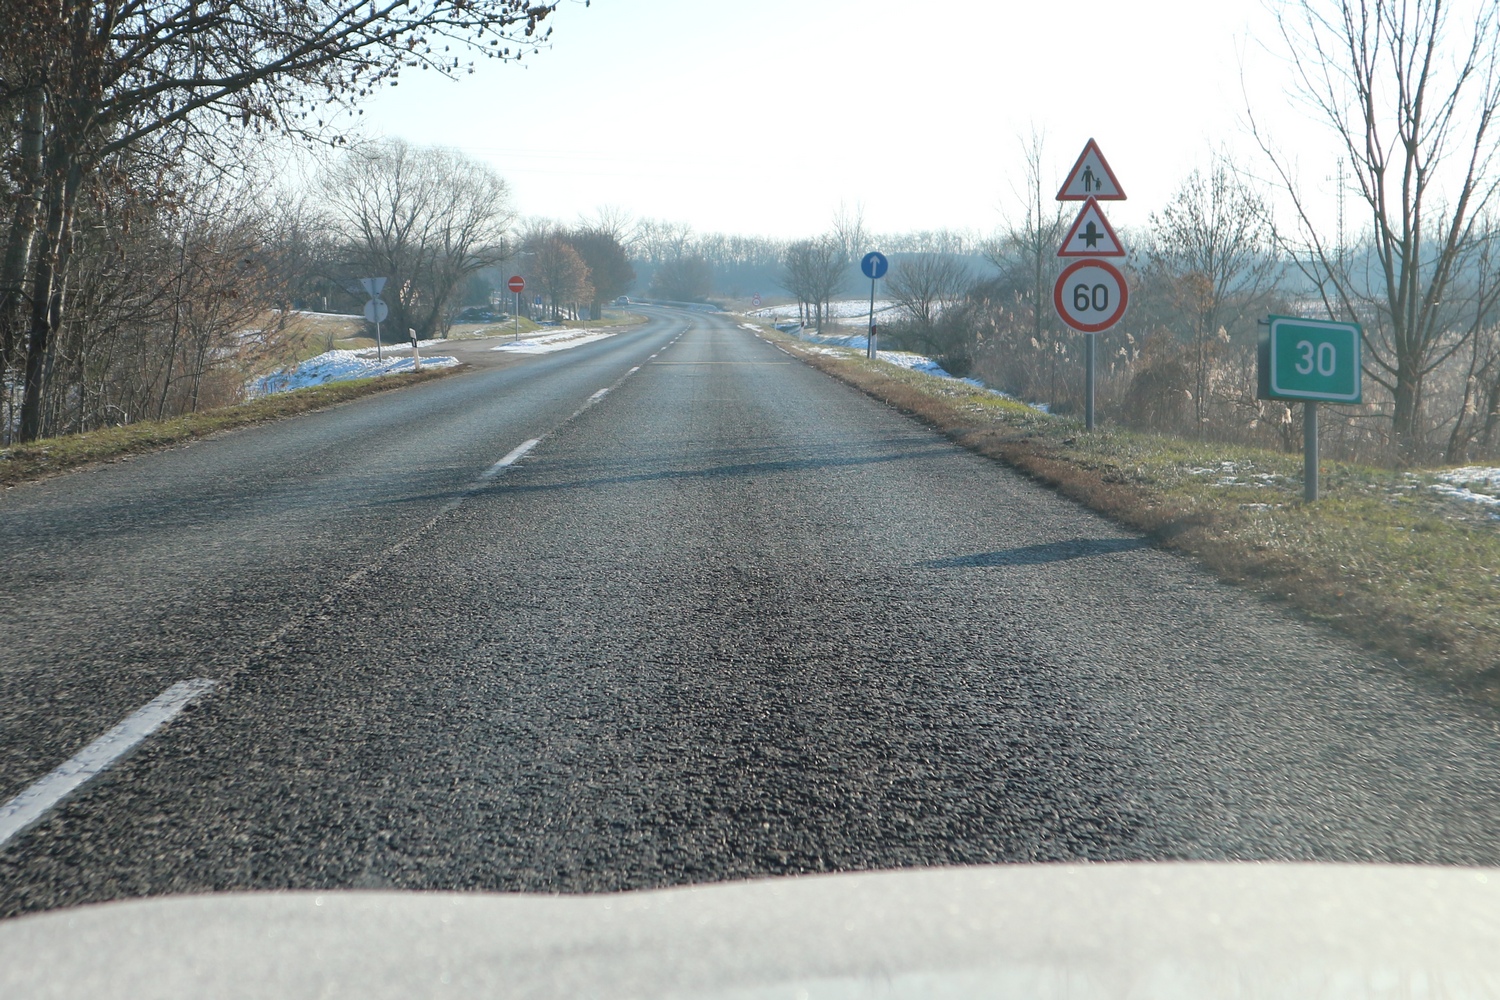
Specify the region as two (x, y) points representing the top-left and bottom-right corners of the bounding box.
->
(1057, 139), (1126, 201)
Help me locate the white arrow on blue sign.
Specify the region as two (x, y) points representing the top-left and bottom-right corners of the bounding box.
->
(861, 252), (889, 280)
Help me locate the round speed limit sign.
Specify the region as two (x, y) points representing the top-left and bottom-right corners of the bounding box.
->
(1053, 258), (1129, 333)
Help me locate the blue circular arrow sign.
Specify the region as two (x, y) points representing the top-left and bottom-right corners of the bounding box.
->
(861, 251), (889, 280)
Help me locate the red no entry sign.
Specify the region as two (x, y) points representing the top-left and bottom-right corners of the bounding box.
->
(506, 275), (526, 293)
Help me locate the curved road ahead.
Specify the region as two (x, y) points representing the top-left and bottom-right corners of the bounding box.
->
(3, 308), (1500, 916)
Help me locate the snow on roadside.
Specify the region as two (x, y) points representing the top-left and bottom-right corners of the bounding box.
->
(250, 349), (458, 395)
(749, 300), (905, 325)
(875, 350), (957, 378)
(355, 337), (448, 352)
(1429, 466), (1500, 508)
(800, 345), (1038, 409)
(491, 329), (616, 354)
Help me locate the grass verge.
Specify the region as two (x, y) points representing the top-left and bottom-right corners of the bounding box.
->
(772, 332), (1500, 708)
(0, 367), (461, 488)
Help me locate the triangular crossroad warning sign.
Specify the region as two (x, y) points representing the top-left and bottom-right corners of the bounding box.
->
(1057, 139), (1125, 201)
(1057, 198), (1125, 257)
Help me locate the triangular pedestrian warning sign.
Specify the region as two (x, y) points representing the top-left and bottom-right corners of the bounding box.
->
(1057, 139), (1125, 201)
(1057, 198), (1125, 257)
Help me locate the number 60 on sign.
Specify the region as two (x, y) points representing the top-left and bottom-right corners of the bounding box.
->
(1053, 259), (1129, 333)
(1258, 315), (1362, 404)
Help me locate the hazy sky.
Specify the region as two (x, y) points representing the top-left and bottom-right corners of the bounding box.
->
(359, 0), (1345, 239)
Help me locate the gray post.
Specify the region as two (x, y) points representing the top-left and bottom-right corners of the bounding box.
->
(1304, 401), (1319, 502)
(1085, 332), (1096, 431)
(867, 277), (877, 359)
(375, 317), (382, 362)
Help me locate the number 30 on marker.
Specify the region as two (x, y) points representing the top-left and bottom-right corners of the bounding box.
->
(1053, 258), (1130, 333)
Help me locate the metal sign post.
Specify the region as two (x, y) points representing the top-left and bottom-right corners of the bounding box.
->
(1052, 258), (1129, 431)
(1305, 403), (1319, 502)
(1257, 314), (1362, 502)
(1085, 333), (1096, 430)
(360, 277), (389, 362)
(860, 252), (889, 359)
(507, 275), (526, 340)
(1055, 141), (1128, 432)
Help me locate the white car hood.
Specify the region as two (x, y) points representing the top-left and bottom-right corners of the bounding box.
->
(3, 863), (1498, 998)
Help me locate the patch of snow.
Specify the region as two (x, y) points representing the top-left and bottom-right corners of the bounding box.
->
(1431, 483), (1500, 507)
(1186, 461), (1290, 489)
(1428, 466), (1500, 508)
(749, 299), (904, 325)
(355, 337), (448, 353)
(250, 349), (458, 395)
(875, 350), (953, 377)
(1434, 466), (1500, 489)
(491, 329), (617, 354)
(801, 343), (1039, 409)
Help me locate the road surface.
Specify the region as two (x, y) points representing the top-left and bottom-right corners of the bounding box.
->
(4, 307), (1500, 917)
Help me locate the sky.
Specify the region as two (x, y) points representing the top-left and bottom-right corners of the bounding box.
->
(356, 0), (1349, 240)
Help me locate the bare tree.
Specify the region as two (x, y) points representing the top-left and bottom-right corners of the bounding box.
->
(1254, 0), (1500, 454)
(637, 219), (695, 265)
(322, 140), (514, 339)
(985, 128), (1070, 347)
(830, 201), (867, 264)
(887, 253), (971, 328)
(780, 238), (845, 333)
(579, 205), (638, 250)
(1146, 164), (1279, 429)
(532, 234), (592, 320)
(568, 227), (636, 319)
(648, 256), (713, 302)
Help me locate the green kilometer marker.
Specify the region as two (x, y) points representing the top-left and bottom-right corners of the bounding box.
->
(1259, 315), (1362, 404)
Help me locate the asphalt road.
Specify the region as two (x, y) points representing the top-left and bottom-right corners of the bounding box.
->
(4, 308), (1500, 918)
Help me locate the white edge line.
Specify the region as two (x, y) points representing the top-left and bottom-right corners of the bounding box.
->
(481, 438), (541, 479)
(589, 387), (610, 402)
(0, 678), (216, 849)
(628, 366), (641, 374)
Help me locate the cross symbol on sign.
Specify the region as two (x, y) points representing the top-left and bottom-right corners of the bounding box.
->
(1079, 223), (1104, 248)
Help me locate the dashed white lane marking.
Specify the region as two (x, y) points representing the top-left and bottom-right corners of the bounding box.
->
(0, 328), (697, 844)
(0, 679), (216, 849)
(253, 324), (688, 667)
(481, 438), (541, 479)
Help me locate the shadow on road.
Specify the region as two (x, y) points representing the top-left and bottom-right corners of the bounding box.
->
(463, 439), (955, 497)
(920, 537), (1149, 568)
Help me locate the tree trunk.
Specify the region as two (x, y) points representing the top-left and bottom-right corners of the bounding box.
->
(1, 88), (47, 411)
(1391, 354), (1422, 456)
(19, 158), (82, 443)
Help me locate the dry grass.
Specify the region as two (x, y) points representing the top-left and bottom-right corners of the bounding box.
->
(772, 331), (1500, 708)
(0, 367), (461, 488)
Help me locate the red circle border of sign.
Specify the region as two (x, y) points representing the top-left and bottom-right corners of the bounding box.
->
(507, 275), (526, 293)
(1053, 258), (1129, 333)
